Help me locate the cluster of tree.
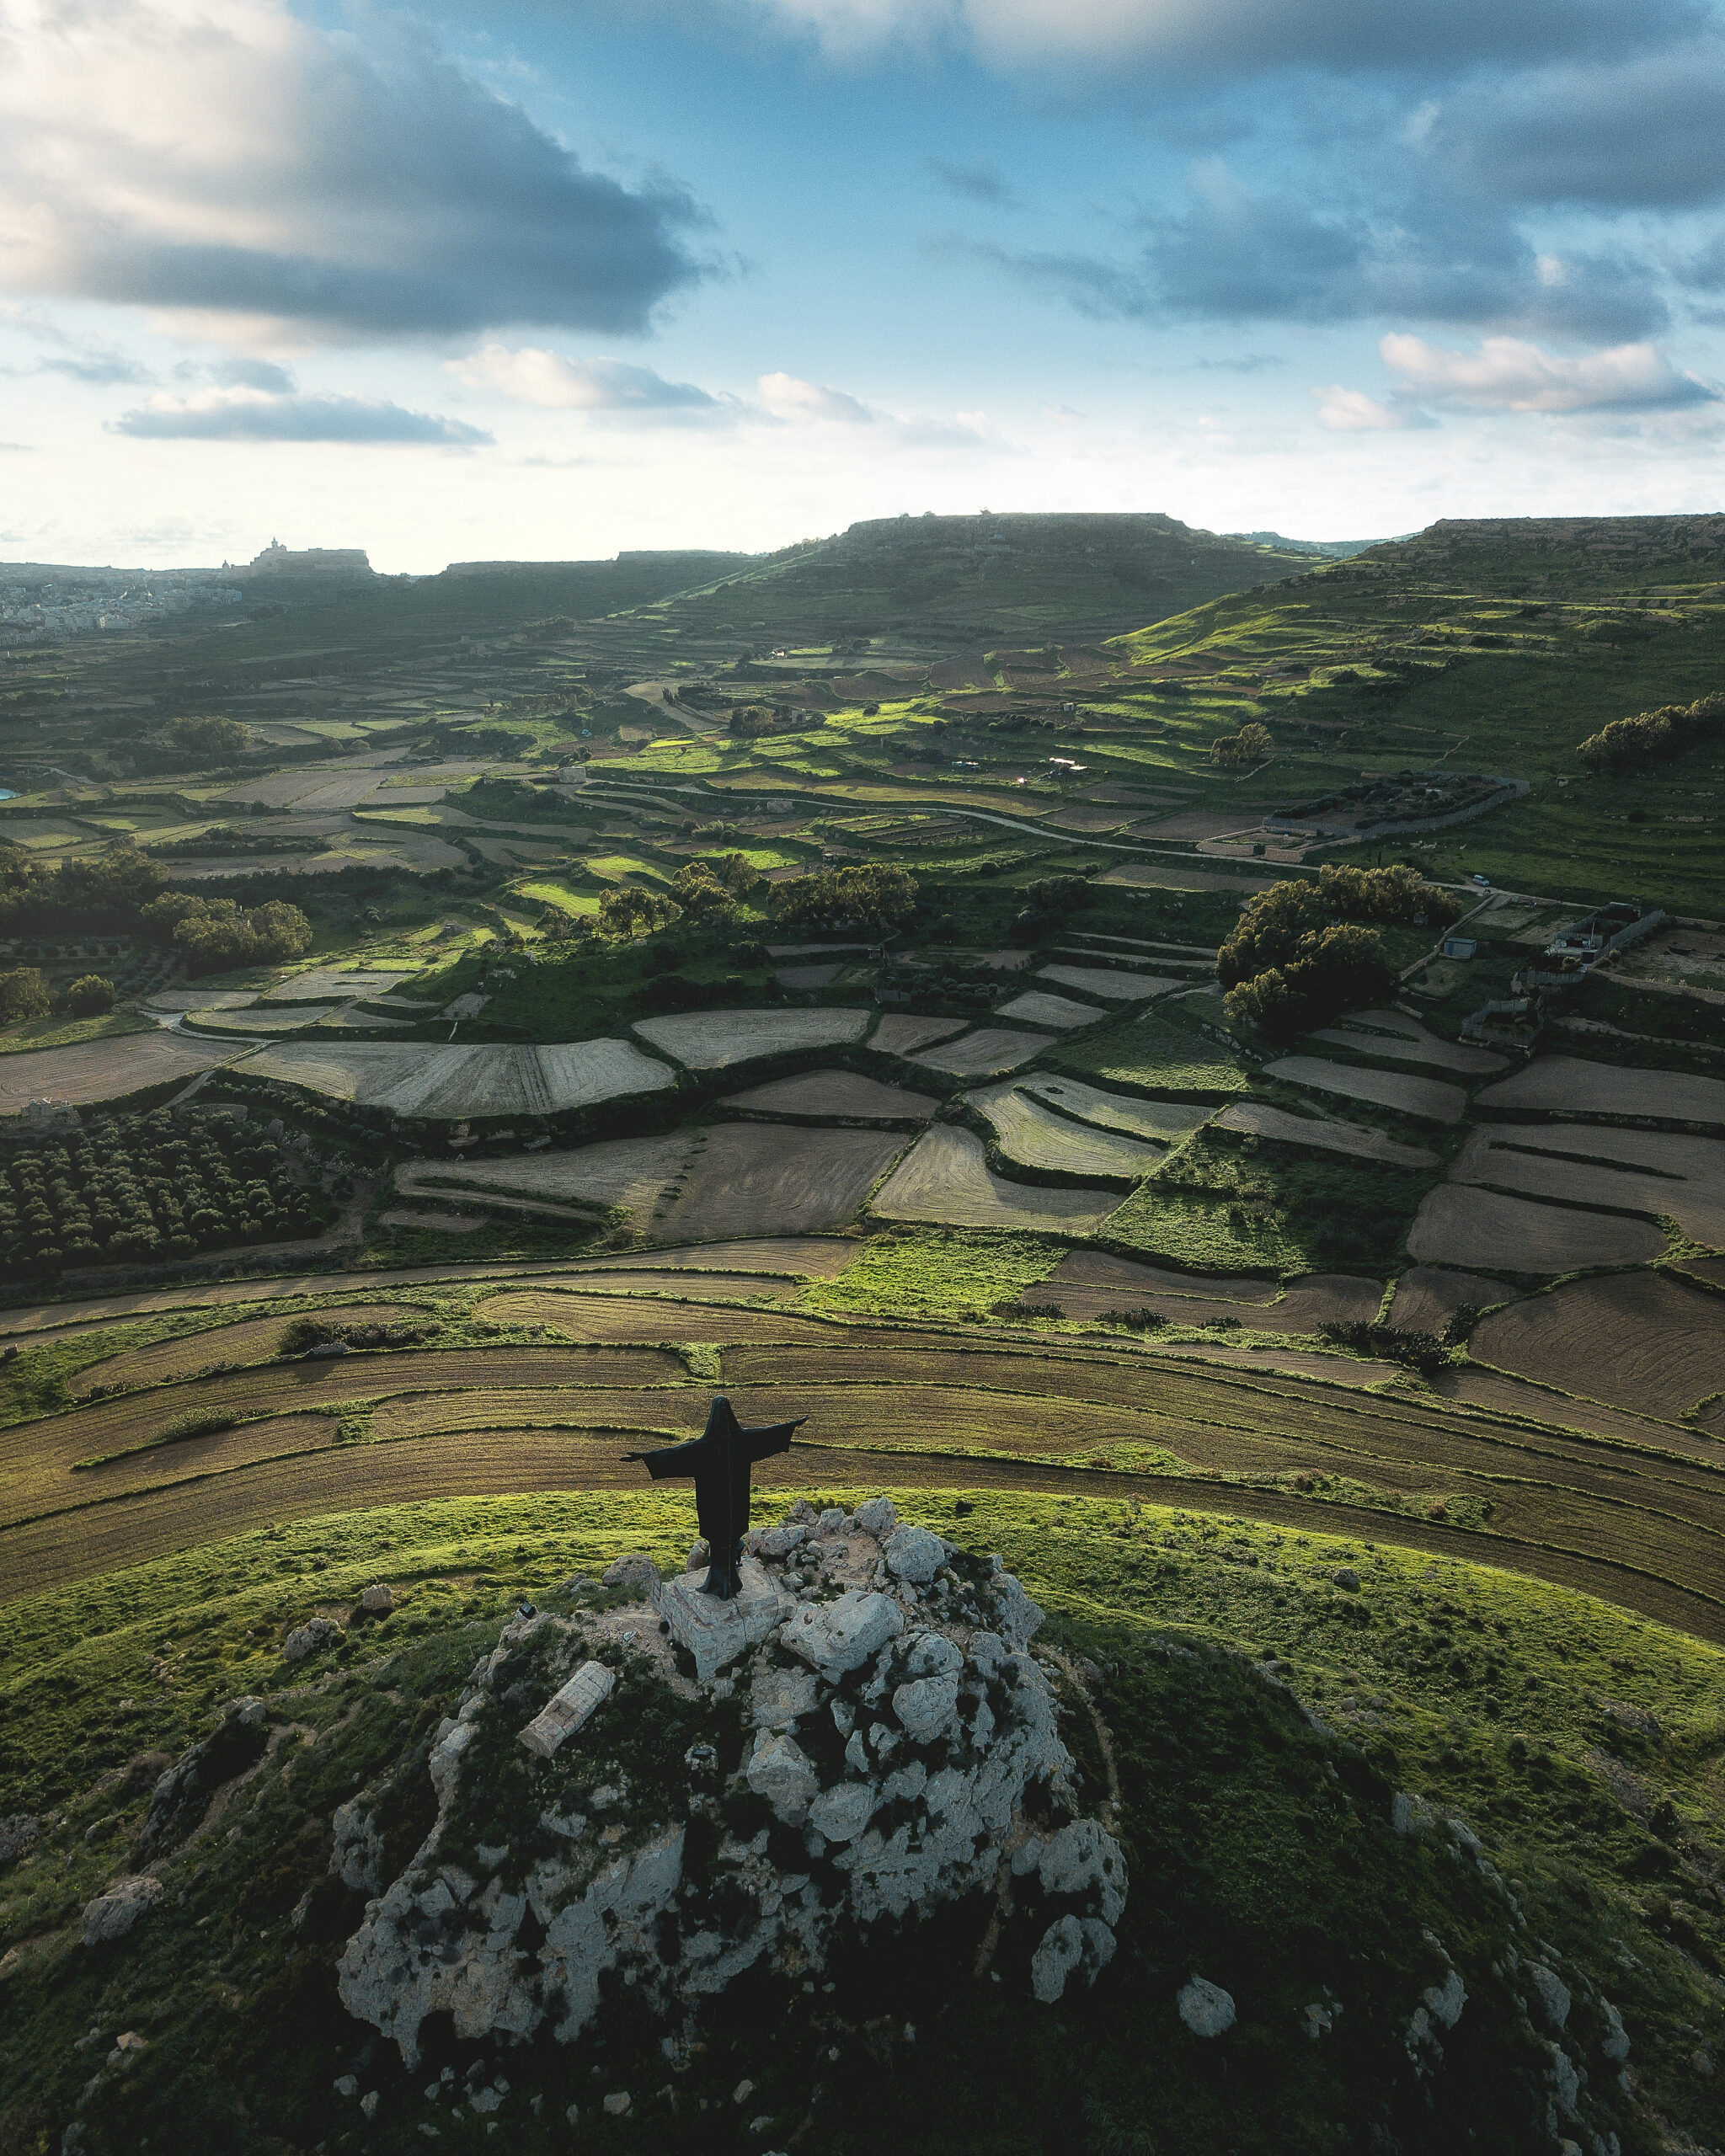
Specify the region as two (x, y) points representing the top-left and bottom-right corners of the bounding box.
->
(596, 888), (682, 939)
(0, 1111), (328, 1277)
(150, 825), (329, 857)
(669, 852), (761, 920)
(1013, 873), (1093, 939)
(0, 840), (171, 935)
(1317, 1320), (1450, 1374)
(141, 893), (314, 975)
(773, 863), (919, 932)
(1217, 865), (1460, 1043)
(1210, 721), (1274, 768)
(0, 969), (118, 1023)
(728, 703), (824, 738)
(168, 715), (251, 757)
(1576, 693), (1725, 775)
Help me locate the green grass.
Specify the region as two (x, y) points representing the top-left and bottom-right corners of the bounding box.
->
(2, 1486), (1724, 2153)
(1103, 1125), (1438, 1273)
(803, 1227), (1065, 1320)
(1049, 1001), (1252, 1098)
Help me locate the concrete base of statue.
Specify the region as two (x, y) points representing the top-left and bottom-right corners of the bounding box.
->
(651, 1557), (789, 1683)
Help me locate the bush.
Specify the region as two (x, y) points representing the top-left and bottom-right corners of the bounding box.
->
(141, 892), (313, 974)
(168, 715), (251, 756)
(774, 864), (918, 933)
(1210, 722), (1274, 768)
(65, 974), (117, 1017)
(0, 967), (51, 1022)
(1318, 1320), (1451, 1375)
(1577, 692), (1725, 774)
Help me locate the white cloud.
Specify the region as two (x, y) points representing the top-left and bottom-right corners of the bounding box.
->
(1312, 384), (1430, 431)
(0, 0), (706, 344)
(756, 371), (874, 423)
(453, 345), (726, 414)
(1379, 333), (1714, 412)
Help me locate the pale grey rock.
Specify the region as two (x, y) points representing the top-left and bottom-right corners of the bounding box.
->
(905, 1631), (963, 1678)
(969, 1631), (1006, 1673)
(1031, 1915), (1084, 2003)
(282, 1616), (342, 1663)
(1391, 1790), (1437, 1836)
(745, 1524), (806, 1561)
(0, 1814), (39, 1865)
(603, 2093), (632, 2117)
(1546, 2041), (1580, 2116)
(1529, 1962), (1570, 2032)
(1039, 1818), (1129, 1928)
(654, 1561), (788, 1682)
(782, 1590), (904, 1681)
(82, 1875), (163, 1946)
(360, 2090), (380, 2120)
(752, 1665), (820, 1729)
(884, 1527), (944, 1585)
(334, 2074), (358, 2097)
(815, 1508), (848, 1537)
(1178, 1977), (1236, 2038)
(432, 1721), (483, 1805)
(852, 1497), (897, 1538)
(1303, 2003), (1333, 2040)
(519, 1662), (615, 1759)
(1423, 1967), (1467, 2031)
(1079, 1917), (1116, 1978)
(360, 1583), (393, 1614)
(893, 1673), (960, 1745)
(988, 1573), (1044, 1646)
(1332, 1567), (1361, 1591)
(882, 1758), (927, 1803)
(808, 1782), (877, 1844)
(1601, 2000), (1631, 2062)
(844, 1730), (869, 1774)
(331, 1799), (386, 1894)
(745, 1731), (820, 1823)
(601, 1554), (660, 1593)
(686, 1540), (710, 1572)
(1011, 1835), (1044, 1877)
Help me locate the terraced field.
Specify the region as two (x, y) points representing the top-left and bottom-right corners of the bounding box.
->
(8, 1255), (1725, 1646)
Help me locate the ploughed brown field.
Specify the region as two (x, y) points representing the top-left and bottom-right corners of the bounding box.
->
(9, 1273), (1725, 1646)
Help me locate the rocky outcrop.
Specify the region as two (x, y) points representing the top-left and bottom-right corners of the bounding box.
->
(83, 1876), (163, 1947)
(131, 1697), (267, 1865)
(338, 1501), (1125, 2068)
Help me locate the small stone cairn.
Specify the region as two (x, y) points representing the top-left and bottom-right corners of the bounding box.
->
(337, 1497), (1128, 2065)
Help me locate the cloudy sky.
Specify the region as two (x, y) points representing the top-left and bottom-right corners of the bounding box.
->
(2, 0), (1722, 570)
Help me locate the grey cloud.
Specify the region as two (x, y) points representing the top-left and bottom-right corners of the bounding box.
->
(927, 157), (1018, 207)
(944, 178), (1667, 343)
(35, 351), (153, 386)
(1427, 44), (1725, 209)
(110, 393), (491, 445)
(0, 8), (709, 342)
(211, 358), (298, 393)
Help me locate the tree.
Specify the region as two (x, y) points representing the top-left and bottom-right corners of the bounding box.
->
(598, 888), (683, 940)
(66, 975), (117, 1017)
(1210, 721), (1274, 768)
(670, 862), (735, 919)
(0, 969), (50, 1022)
(142, 893), (314, 974)
(1223, 923), (1396, 1043)
(168, 715), (251, 756)
(774, 864), (918, 932)
(1576, 692), (1725, 775)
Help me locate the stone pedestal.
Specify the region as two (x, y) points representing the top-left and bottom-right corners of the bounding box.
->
(652, 1559), (788, 1683)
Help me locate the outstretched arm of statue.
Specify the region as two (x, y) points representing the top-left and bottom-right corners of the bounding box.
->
(741, 1415), (807, 1465)
(622, 1436), (708, 1477)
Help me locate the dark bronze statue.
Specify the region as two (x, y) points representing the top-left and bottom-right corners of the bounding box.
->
(624, 1395), (806, 1599)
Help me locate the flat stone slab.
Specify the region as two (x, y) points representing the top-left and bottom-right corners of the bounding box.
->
(519, 1661), (616, 1759)
(652, 1559), (788, 1683)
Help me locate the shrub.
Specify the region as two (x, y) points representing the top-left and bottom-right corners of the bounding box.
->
(142, 892), (314, 974)
(168, 715), (251, 756)
(774, 863), (918, 933)
(1210, 722), (1274, 768)
(1577, 692), (1725, 774)
(1318, 1320), (1450, 1375)
(65, 974), (116, 1017)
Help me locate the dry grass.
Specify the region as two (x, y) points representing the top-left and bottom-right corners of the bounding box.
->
(633, 1008), (870, 1069)
(1017, 1075), (1211, 1143)
(1039, 1251), (1382, 1331)
(1386, 1266), (1518, 1333)
(868, 1015), (967, 1057)
(650, 1123), (908, 1241)
(1407, 1185), (1669, 1273)
(1471, 1272), (1725, 1425)
(871, 1125), (1116, 1234)
(994, 991), (1105, 1031)
(908, 1027), (1055, 1076)
(1477, 1055), (1725, 1130)
(1215, 1102), (1437, 1168)
(963, 1080), (1165, 1181)
(67, 1305), (414, 1396)
(475, 1289), (843, 1346)
(0, 1032), (234, 1113)
(1449, 1123), (1725, 1246)
(1264, 1055), (1469, 1125)
(722, 1070), (937, 1122)
(1310, 1011), (1507, 1076)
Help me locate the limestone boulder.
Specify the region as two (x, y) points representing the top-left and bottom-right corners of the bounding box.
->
(83, 1875), (163, 1947)
(782, 1590), (904, 1682)
(1178, 1977), (1236, 2038)
(884, 1527), (945, 1586)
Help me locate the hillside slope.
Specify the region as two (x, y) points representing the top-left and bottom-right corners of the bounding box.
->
(635, 512), (1310, 645)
